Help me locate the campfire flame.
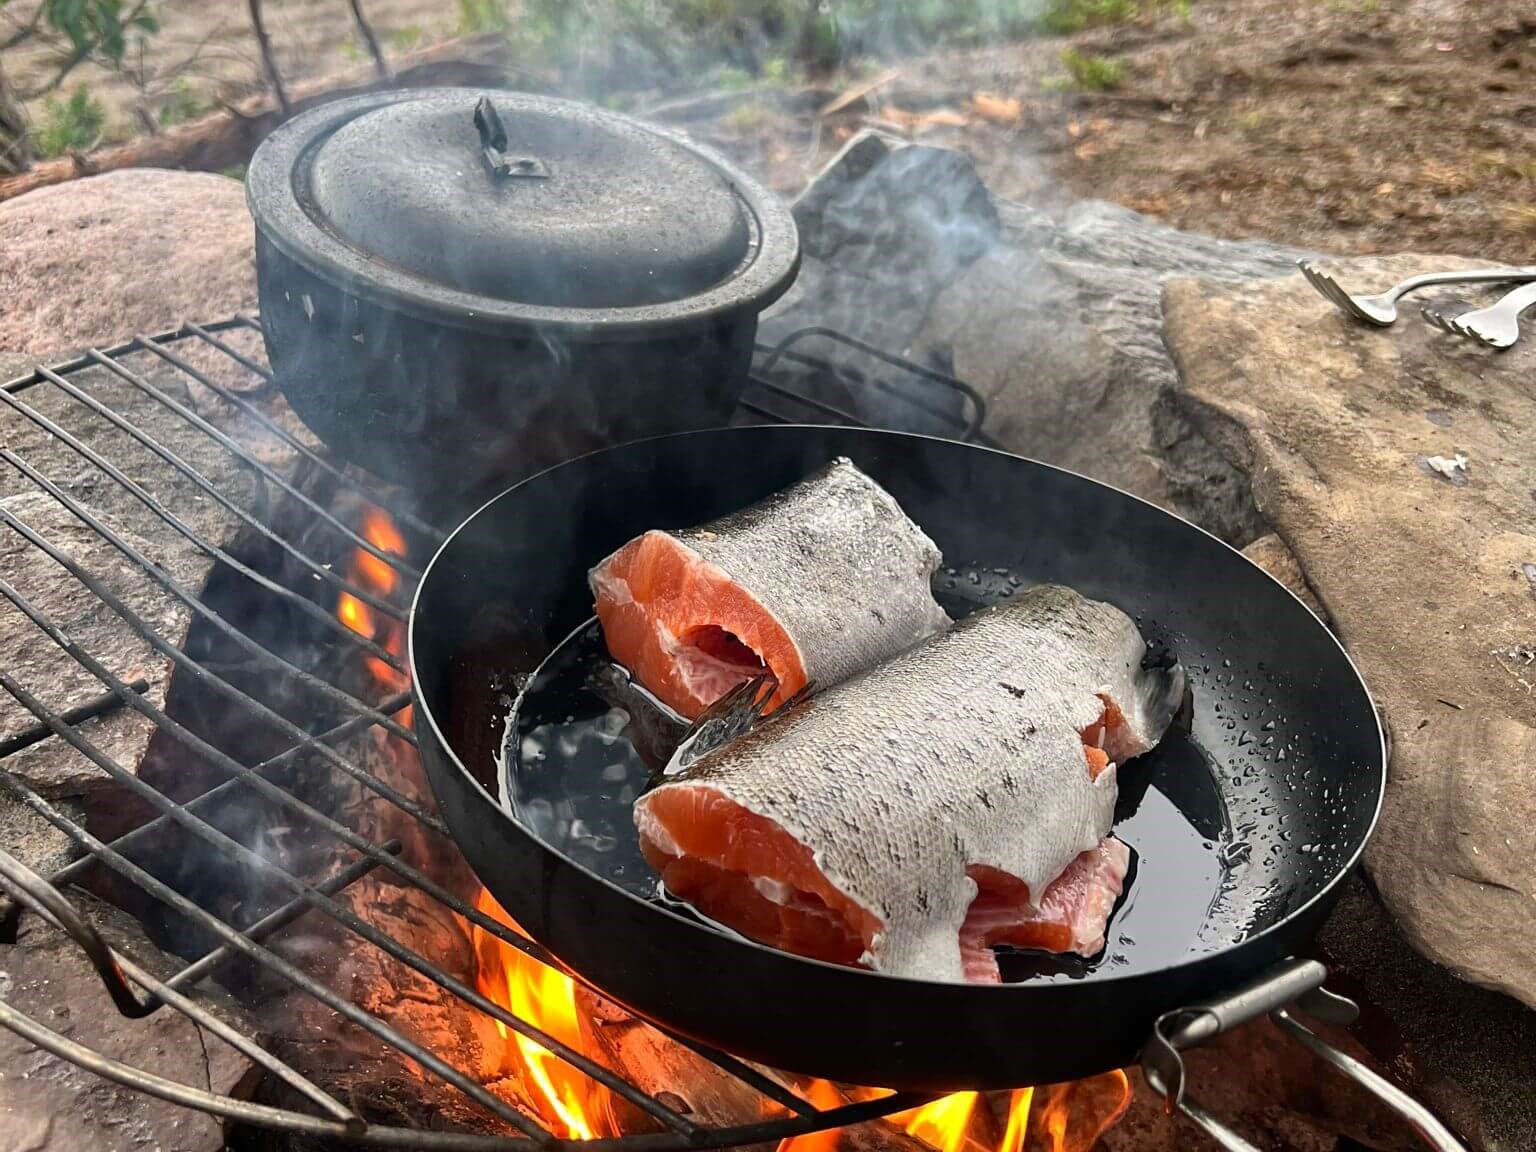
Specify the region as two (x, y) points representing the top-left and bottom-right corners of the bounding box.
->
(1025, 1072), (1130, 1152)
(472, 886), (617, 1139)
(778, 1079), (848, 1152)
(1000, 1087), (1033, 1152)
(335, 507), (411, 699)
(897, 1091), (982, 1152)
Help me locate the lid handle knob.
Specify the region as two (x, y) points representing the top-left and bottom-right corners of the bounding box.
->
(473, 96), (551, 182)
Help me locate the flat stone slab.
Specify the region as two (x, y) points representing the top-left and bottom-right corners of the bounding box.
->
(1165, 254), (1536, 1009)
(0, 891), (255, 1152)
(0, 170), (296, 804)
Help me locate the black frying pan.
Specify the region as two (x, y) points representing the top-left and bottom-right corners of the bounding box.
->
(409, 426), (1385, 1092)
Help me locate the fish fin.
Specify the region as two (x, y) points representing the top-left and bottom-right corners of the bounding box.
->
(1137, 658), (1190, 744)
(659, 672), (779, 780)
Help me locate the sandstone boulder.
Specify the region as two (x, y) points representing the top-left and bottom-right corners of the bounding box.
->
(0, 169), (255, 359)
(1166, 255), (1536, 1008)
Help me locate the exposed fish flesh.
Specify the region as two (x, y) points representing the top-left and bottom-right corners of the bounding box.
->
(959, 838), (1131, 982)
(634, 585), (1185, 983)
(590, 457), (948, 719)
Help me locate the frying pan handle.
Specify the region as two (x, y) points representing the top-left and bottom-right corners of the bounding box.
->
(1141, 957), (1469, 1152)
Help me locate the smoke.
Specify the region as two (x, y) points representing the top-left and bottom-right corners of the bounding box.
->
(513, 1), (1057, 94)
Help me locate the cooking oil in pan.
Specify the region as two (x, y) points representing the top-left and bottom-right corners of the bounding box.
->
(505, 578), (1232, 984)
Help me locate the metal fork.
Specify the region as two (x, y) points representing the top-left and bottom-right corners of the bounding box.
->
(1297, 259), (1536, 326)
(1422, 280), (1536, 349)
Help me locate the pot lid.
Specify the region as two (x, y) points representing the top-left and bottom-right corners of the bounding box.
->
(247, 89), (799, 333)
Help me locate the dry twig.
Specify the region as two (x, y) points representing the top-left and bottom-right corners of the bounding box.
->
(246, 0), (289, 115)
(347, 0), (391, 81)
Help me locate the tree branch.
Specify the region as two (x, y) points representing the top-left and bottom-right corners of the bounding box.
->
(246, 0), (289, 115)
(347, 0), (390, 81)
(16, 45), (91, 100)
(0, 5), (44, 51)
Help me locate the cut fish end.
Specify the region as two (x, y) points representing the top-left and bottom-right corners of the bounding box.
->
(1079, 695), (1127, 779)
(959, 838), (1131, 984)
(591, 531), (808, 719)
(636, 784), (1131, 985)
(635, 784), (882, 966)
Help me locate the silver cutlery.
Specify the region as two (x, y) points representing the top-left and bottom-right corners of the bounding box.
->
(1422, 280), (1536, 350)
(1297, 259), (1536, 326)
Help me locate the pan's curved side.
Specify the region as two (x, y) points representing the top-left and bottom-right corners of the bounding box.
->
(410, 425), (1385, 1091)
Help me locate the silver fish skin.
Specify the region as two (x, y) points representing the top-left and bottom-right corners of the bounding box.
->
(663, 457), (950, 689)
(639, 584), (1186, 983)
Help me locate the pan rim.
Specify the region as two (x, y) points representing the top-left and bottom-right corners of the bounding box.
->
(408, 424), (1387, 993)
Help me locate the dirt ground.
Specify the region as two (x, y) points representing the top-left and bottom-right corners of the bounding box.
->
(689, 0), (1536, 259)
(4, 0), (1534, 258)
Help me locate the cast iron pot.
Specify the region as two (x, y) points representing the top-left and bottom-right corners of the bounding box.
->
(246, 89), (799, 503)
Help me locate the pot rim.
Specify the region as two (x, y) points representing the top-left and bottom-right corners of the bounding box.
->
(247, 88), (801, 338)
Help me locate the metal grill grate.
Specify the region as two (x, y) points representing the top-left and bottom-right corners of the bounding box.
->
(0, 316), (981, 1149)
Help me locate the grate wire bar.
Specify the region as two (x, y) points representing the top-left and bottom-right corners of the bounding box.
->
(0, 317), (971, 1149)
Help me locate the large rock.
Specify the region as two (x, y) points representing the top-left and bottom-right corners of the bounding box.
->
(0, 169), (297, 807)
(0, 170), (256, 359)
(759, 132), (1000, 435)
(772, 132), (1302, 544)
(922, 199), (1306, 543)
(1165, 255), (1536, 1007)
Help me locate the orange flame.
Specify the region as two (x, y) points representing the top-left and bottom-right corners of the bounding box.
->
(337, 592), (375, 637)
(335, 505), (410, 700)
(1000, 1087), (1033, 1152)
(1027, 1071), (1129, 1152)
(897, 1092), (980, 1152)
(472, 886), (615, 1139)
(777, 1079), (848, 1152)
(354, 507), (407, 595)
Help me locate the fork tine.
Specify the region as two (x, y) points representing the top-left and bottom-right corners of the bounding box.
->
(1300, 263), (1341, 302)
(1315, 268), (1376, 320)
(1299, 262), (1352, 312)
(1420, 307), (1457, 334)
(1464, 323), (1505, 348)
(1325, 280), (1364, 316)
(1298, 261), (1340, 303)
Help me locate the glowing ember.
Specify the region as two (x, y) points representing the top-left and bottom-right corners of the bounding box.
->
(354, 507), (407, 595)
(472, 886), (615, 1139)
(337, 591), (375, 637)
